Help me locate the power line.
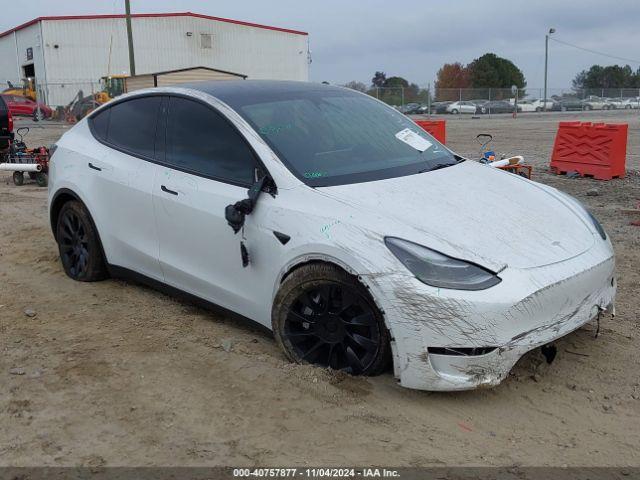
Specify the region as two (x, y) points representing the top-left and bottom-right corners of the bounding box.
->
(549, 37), (640, 65)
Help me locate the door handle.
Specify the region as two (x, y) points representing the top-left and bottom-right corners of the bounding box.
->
(161, 185), (178, 196)
(88, 162), (102, 171)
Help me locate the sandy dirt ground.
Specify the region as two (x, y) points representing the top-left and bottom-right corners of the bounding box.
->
(1, 111), (639, 467)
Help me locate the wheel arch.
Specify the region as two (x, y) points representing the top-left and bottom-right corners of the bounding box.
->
(49, 188), (109, 266)
(273, 256), (394, 375)
(275, 255), (392, 336)
(49, 188), (82, 240)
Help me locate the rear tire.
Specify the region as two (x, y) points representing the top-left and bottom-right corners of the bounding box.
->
(56, 201), (108, 282)
(273, 263), (391, 376)
(12, 172), (24, 186)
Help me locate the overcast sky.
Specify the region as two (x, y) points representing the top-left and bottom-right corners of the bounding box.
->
(3, 0), (640, 90)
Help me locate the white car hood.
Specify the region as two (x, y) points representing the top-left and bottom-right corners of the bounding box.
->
(318, 160), (595, 270)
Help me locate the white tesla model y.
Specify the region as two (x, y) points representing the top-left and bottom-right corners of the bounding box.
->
(48, 81), (616, 391)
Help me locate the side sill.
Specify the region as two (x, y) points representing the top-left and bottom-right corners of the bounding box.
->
(106, 264), (272, 336)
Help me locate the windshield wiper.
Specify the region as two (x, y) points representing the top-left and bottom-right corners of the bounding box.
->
(418, 163), (455, 173)
(418, 156), (465, 173)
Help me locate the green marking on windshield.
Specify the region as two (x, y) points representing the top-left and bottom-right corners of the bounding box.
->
(304, 171), (327, 179)
(259, 124), (292, 135)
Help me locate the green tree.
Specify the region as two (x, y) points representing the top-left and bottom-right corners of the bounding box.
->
(366, 73), (429, 106)
(382, 76), (409, 88)
(573, 64), (640, 90)
(371, 71), (387, 88)
(467, 53), (526, 89)
(343, 81), (368, 92)
(378, 76), (416, 105)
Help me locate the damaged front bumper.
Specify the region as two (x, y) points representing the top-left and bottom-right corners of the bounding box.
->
(363, 243), (616, 391)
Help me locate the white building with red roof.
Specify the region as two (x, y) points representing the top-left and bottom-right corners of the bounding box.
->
(0, 12), (310, 105)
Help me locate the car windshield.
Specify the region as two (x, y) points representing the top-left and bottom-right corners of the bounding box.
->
(228, 88), (457, 186)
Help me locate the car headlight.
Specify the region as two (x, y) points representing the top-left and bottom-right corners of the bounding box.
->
(555, 190), (607, 241)
(586, 211), (607, 240)
(384, 237), (502, 291)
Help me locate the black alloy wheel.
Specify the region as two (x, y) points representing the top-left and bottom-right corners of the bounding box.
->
(273, 264), (390, 375)
(56, 201), (108, 281)
(58, 207), (90, 278)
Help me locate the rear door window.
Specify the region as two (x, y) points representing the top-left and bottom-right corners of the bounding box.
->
(107, 97), (162, 158)
(164, 96), (257, 185)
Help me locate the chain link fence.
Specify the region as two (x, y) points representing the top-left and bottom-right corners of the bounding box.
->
(4, 76), (640, 124)
(2, 78), (103, 122)
(348, 85), (640, 115)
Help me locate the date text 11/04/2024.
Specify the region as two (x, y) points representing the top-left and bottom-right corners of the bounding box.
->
(232, 468), (400, 478)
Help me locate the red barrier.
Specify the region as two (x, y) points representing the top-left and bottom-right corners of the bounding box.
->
(550, 121), (627, 180)
(415, 120), (446, 144)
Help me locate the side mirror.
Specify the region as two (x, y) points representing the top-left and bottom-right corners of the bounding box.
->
(224, 175), (273, 234)
(225, 204), (246, 234)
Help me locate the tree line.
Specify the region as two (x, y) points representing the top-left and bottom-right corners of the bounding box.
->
(572, 65), (640, 90)
(433, 53), (526, 100)
(341, 53), (640, 106)
(343, 73), (429, 106)
(342, 53), (527, 104)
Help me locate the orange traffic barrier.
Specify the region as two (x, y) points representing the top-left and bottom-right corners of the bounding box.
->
(415, 120), (446, 144)
(550, 121), (627, 180)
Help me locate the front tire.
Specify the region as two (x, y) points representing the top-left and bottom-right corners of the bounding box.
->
(56, 201), (108, 281)
(273, 263), (390, 376)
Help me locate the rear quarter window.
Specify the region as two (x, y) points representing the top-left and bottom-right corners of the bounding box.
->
(90, 108), (110, 141)
(89, 96), (162, 159)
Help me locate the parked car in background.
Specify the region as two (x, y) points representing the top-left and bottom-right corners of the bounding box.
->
(604, 98), (622, 110)
(581, 97), (607, 110)
(621, 97), (640, 109)
(478, 100), (515, 114)
(398, 103), (421, 114)
(515, 100), (536, 112)
(529, 99), (555, 111)
(404, 103), (429, 115)
(0, 94), (52, 120)
(48, 80), (616, 391)
(446, 101), (476, 114)
(430, 101), (452, 114)
(551, 98), (583, 111)
(0, 94), (13, 151)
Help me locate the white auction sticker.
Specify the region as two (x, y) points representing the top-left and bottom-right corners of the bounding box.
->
(395, 128), (433, 152)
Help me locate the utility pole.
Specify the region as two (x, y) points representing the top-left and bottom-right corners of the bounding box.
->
(125, 0), (136, 76)
(543, 28), (555, 112)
